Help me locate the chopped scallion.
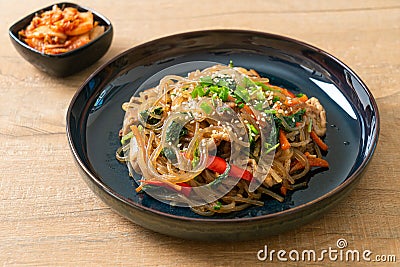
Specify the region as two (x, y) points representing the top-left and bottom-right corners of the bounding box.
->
(120, 131), (133, 145)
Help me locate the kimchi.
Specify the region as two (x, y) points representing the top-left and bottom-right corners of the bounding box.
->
(19, 5), (105, 54)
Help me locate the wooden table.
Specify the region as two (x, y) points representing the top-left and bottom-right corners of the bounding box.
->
(1, 0), (399, 266)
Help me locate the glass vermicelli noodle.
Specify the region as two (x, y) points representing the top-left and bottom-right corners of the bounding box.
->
(116, 63), (329, 216)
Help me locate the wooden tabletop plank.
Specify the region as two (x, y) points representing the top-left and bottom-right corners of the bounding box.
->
(1, 0), (399, 266)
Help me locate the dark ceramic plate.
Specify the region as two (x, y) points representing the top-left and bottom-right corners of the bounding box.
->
(9, 2), (113, 77)
(67, 30), (379, 241)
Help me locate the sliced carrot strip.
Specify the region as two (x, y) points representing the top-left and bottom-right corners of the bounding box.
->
(307, 157), (329, 168)
(298, 94), (308, 102)
(280, 185), (288, 196)
(279, 129), (291, 150)
(310, 131), (329, 151)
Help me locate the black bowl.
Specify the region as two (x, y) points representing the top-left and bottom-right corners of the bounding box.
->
(66, 30), (379, 241)
(8, 2), (113, 77)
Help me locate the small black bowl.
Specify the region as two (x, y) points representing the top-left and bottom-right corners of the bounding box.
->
(8, 2), (113, 77)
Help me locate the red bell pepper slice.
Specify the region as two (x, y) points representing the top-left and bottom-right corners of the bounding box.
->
(206, 155), (253, 181)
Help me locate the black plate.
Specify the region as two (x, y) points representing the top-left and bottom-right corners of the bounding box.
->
(67, 30), (379, 241)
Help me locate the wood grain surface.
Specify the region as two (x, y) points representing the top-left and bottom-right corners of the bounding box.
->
(1, 0), (399, 266)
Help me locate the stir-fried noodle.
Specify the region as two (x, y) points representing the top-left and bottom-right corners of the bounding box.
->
(116, 63), (329, 216)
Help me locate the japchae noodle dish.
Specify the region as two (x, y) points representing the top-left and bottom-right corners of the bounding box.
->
(116, 63), (329, 216)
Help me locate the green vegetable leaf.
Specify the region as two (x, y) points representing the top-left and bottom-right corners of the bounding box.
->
(307, 118), (313, 133)
(246, 123), (259, 135)
(234, 85), (250, 103)
(192, 142), (200, 168)
(256, 91), (265, 101)
(254, 82), (277, 92)
(200, 102), (213, 114)
(153, 106), (163, 115)
(191, 85), (206, 98)
(120, 131), (133, 145)
(200, 76), (213, 85)
(165, 120), (188, 143)
(243, 77), (256, 88)
(162, 147), (178, 163)
(217, 79), (229, 87)
(254, 102), (264, 111)
(264, 109), (277, 114)
(139, 110), (160, 125)
(274, 109), (306, 129)
(272, 96), (280, 103)
(209, 163), (231, 187)
(218, 86), (229, 101)
(264, 143), (280, 154)
(213, 201), (222, 210)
